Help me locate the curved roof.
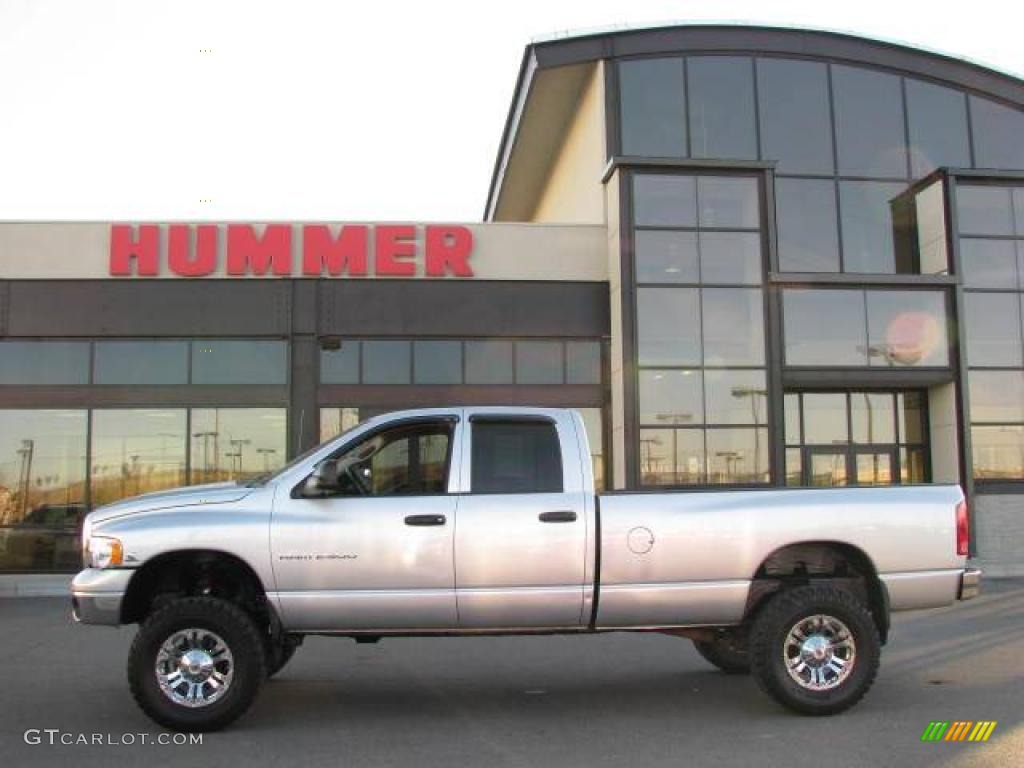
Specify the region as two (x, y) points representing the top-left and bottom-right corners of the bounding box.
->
(485, 24), (1024, 220)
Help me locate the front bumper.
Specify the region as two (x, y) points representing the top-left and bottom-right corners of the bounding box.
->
(958, 567), (983, 601)
(70, 568), (134, 625)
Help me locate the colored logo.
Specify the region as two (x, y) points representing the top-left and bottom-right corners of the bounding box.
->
(921, 721), (997, 742)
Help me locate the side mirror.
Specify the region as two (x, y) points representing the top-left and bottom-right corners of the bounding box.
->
(303, 459), (341, 496)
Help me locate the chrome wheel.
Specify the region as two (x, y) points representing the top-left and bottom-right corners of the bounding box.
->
(783, 614), (856, 691)
(155, 628), (234, 708)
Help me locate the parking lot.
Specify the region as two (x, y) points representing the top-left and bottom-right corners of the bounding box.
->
(1, 580), (1021, 768)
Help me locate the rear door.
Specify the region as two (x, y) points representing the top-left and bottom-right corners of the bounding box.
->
(454, 410), (588, 628)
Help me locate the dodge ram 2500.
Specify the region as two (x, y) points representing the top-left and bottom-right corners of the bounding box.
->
(71, 407), (981, 731)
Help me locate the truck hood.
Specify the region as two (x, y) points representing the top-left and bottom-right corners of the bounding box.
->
(86, 482), (256, 525)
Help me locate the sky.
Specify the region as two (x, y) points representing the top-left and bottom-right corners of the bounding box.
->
(0, 0), (1022, 222)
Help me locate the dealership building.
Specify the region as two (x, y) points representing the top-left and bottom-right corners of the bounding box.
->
(2, 24), (1024, 578)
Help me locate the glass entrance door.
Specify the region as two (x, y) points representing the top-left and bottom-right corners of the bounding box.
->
(807, 448), (848, 487)
(854, 447), (897, 486)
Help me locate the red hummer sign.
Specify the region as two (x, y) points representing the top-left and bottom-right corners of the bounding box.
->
(109, 224), (474, 278)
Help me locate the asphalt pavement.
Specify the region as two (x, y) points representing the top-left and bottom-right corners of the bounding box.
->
(1, 580), (1021, 768)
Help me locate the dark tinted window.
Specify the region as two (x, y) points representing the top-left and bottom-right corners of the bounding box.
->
(687, 57), (756, 160)
(516, 341), (563, 384)
(905, 79), (970, 178)
(191, 340), (287, 385)
(0, 341), (89, 385)
(566, 341), (601, 384)
(465, 341), (514, 384)
(414, 341), (462, 385)
(94, 341), (189, 385)
(320, 342), (360, 384)
(362, 340), (410, 384)
(619, 58), (686, 157)
(335, 422), (452, 496)
(776, 179), (840, 272)
(634, 175), (697, 227)
(832, 65), (907, 178)
(757, 59), (833, 174)
(839, 181), (907, 273)
(970, 96), (1024, 170)
(472, 420), (563, 494)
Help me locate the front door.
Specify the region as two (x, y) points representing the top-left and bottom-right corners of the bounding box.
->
(454, 413), (588, 629)
(271, 415), (461, 631)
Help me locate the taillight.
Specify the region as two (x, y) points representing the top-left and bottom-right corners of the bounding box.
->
(956, 500), (970, 556)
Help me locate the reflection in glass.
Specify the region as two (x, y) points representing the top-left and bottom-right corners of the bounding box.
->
(191, 340), (287, 385)
(963, 293), (1023, 368)
(831, 64), (907, 178)
(810, 451), (848, 487)
(0, 342), (90, 385)
(968, 371), (1024, 423)
(970, 96), (1024, 170)
(697, 177), (759, 228)
(94, 341), (189, 385)
(856, 452), (893, 485)
(701, 288), (764, 366)
(905, 79), (971, 178)
(687, 57), (757, 160)
(634, 175), (697, 227)
(320, 342), (360, 384)
(959, 239), (1018, 289)
(414, 341), (462, 385)
(803, 394), (848, 445)
(637, 288), (701, 366)
(706, 428), (769, 484)
(851, 393), (896, 444)
(619, 58), (686, 157)
(784, 393), (800, 444)
(566, 341), (602, 385)
(839, 181), (907, 273)
(319, 407), (363, 442)
(190, 409), (286, 484)
(757, 58), (833, 174)
(90, 410), (187, 507)
(362, 340), (411, 384)
(865, 291), (949, 367)
(635, 230), (699, 284)
(638, 370), (702, 425)
(776, 179), (840, 272)
(971, 425), (1024, 479)
(0, 410), (87, 572)
(464, 341), (514, 384)
(898, 391), (924, 444)
(704, 369), (767, 424)
(699, 232), (762, 285)
(516, 341), (563, 384)
(577, 407), (605, 491)
(900, 447), (927, 484)
(783, 289), (867, 366)
(956, 186), (1015, 236)
(639, 428), (704, 486)
(785, 448), (802, 486)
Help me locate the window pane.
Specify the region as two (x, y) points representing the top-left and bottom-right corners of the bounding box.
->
(704, 369), (767, 424)
(898, 391), (924, 444)
(192, 340), (287, 385)
(362, 340), (410, 384)
(320, 342), (360, 384)
(465, 341), (514, 384)
(0, 410), (87, 572)
(90, 409), (186, 506)
(1016, 190), (1024, 236)
(701, 288), (764, 366)
(784, 393), (800, 444)
(577, 407), (605, 491)
(634, 175), (697, 227)
(786, 448), (802, 486)
(516, 341), (563, 384)
(637, 288), (701, 366)
(619, 58), (686, 157)
(803, 394), (849, 445)
(566, 341), (601, 384)
(851, 393), (896, 443)
(706, 428), (769, 484)
(471, 421), (562, 493)
(783, 289), (867, 366)
(699, 232), (762, 285)
(956, 185), (1015, 235)
(687, 56), (757, 160)
(638, 369), (702, 425)
(969, 371), (1024, 423)
(972, 425), (1024, 479)
(856, 452), (893, 485)
(319, 407), (362, 441)
(776, 179), (840, 272)
(970, 96), (1024, 170)
(810, 451), (848, 487)
(639, 428), (704, 485)
(414, 341), (462, 385)
(866, 290), (949, 367)
(905, 79), (971, 178)
(697, 176), (759, 228)
(839, 181), (907, 273)
(0, 341), (89, 385)
(190, 408), (286, 483)
(832, 65), (907, 178)
(635, 230), (699, 283)
(94, 341), (189, 385)
(757, 58), (833, 174)
(960, 238), (1018, 289)
(901, 446), (927, 483)
(963, 292), (1022, 367)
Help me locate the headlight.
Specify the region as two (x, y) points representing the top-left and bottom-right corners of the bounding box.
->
(85, 536), (123, 569)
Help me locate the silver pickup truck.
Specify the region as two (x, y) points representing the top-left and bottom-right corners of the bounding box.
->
(72, 407), (981, 731)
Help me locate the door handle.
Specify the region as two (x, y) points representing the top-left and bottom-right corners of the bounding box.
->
(538, 510), (577, 523)
(404, 514), (446, 526)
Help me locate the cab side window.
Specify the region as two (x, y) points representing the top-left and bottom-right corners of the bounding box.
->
(335, 421), (453, 496)
(471, 420), (563, 494)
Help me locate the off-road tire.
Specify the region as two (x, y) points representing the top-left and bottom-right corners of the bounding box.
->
(750, 584), (880, 716)
(127, 596), (266, 732)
